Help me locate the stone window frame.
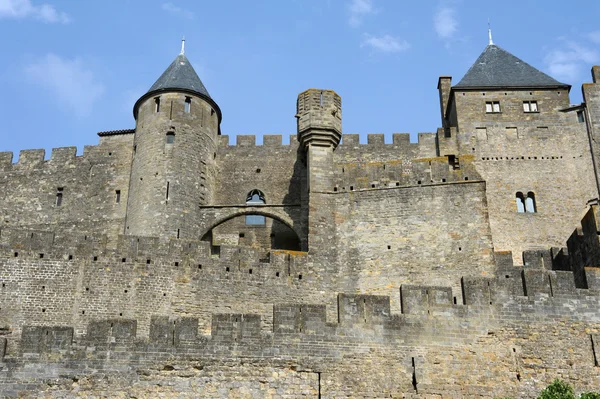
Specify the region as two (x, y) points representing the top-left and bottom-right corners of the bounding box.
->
(523, 101), (539, 113)
(485, 101), (501, 114)
(516, 191), (537, 213)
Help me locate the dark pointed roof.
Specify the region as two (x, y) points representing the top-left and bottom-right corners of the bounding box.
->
(148, 53), (211, 98)
(133, 51), (221, 122)
(455, 44), (569, 89)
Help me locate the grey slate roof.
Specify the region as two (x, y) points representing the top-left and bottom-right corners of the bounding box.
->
(148, 53), (211, 98)
(97, 128), (135, 137)
(455, 44), (569, 89)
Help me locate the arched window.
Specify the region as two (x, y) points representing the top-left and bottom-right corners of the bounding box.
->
(525, 192), (536, 213)
(516, 192), (525, 213)
(245, 189), (266, 225)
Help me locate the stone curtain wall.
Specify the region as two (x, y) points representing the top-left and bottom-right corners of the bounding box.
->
(332, 180), (496, 308)
(2, 262), (600, 398)
(0, 133), (134, 244)
(0, 230), (331, 356)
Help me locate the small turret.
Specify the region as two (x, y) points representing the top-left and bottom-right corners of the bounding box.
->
(296, 89), (342, 150)
(126, 41), (221, 239)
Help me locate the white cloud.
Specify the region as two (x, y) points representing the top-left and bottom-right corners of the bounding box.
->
(348, 0), (375, 27)
(434, 7), (458, 40)
(588, 31), (600, 44)
(25, 54), (105, 116)
(544, 40), (600, 82)
(162, 2), (194, 20)
(361, 34), (410, 54)
(0, 0), (69, 23)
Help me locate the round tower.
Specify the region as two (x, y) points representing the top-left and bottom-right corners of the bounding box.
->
(126, 42), (222, 239)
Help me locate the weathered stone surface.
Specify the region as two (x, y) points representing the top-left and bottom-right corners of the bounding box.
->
(1, 47), (600, 397)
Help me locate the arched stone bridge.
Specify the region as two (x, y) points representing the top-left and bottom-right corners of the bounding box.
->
(198, 204), (306, 248)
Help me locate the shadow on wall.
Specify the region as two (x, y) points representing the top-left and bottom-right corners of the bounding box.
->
(201, 215), (301, 253)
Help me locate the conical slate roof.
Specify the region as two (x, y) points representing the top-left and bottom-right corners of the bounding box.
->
(455, 44), (569, 89)
(147, 53), (211, 98)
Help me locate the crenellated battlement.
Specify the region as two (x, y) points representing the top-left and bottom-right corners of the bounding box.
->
(218, 134), (300, 148)
(214, 132), (436, 152)
(7, 264), (600, 361)
(0, 227), (309, 276)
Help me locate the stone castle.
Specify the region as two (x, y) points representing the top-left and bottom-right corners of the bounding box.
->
(1, 38), (600, 397)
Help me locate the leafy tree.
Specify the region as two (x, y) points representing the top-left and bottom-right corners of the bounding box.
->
(580, 393), (600, 399)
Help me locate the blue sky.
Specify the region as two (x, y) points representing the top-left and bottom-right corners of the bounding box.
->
(1, 0), (599, 157)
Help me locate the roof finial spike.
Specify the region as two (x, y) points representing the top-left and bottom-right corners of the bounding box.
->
(180, 36), (185, 55)
(488, 19), (494, 45)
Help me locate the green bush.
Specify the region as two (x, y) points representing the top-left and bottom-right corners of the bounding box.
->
(538, 379), (576, 399)
(495, 380), (599, 399)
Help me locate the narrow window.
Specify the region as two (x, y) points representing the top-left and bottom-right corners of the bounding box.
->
(56, 187), (63, 207)
(115, 190), (121, 203)
(245, 189), (266, 225)
(154, 97), (160, 112)
(166, 182), (170, 200)
(577, 110), (585, 123)
(525, 192), (536, 213)
(516, 192), (525, 213)
(166, 132), (175, 144)
(184, 97), (191, 113)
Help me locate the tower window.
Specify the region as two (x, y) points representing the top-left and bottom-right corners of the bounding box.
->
(523, 101), (538, 113)
(485, 101), (501, 113)
(525, 192), (536, 213)
(115, 190), (121, 203)
(577, 110), (585, 123)
(516, 192), (537, 213)
(56, 187), (63, 207)
(166, 132), (175, 144)
(155, 97), (160, 112)
(245, 189), (266, 225)
(184, 97), (191, 113)
(516, 192), (525, 213)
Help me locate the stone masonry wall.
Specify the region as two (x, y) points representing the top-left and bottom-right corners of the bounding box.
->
(440, 85), (599, 264)
(0, 133), (134, 245)
(2, 259), (600, 398)
(332, 178), (496, 310)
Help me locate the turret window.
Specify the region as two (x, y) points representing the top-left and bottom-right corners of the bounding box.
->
(55, 187), (63, 207)
(245, 189), (266, 225)
(154, 97), (160, 112)
(523, 101), (538, 113)
(166, 132), (175, 144)
(184, 97), (191, 113)
(485, 101), (501, 113)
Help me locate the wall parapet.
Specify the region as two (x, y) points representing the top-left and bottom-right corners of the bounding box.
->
(6, 264), (600, 361)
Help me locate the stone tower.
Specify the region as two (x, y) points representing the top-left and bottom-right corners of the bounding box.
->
(126, 42), (222, 239)
(296, 89), (342, 255)
(296, 89), (342, 192)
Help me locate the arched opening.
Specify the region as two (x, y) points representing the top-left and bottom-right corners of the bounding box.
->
(525, 192), (536, 213)
(245, 189), (266, 225)
(202, 214), (301, 252)
(516, 192), (525, 213)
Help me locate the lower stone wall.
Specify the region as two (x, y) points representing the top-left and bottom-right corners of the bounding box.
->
(2, 266), (600, 398)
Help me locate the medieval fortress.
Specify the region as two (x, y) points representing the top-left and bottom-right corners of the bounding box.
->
(1, 39), (600, 397)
